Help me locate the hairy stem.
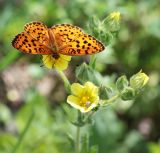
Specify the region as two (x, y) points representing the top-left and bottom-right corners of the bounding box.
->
(57, 70), (71, 93)
(89, 55), (96, 69)
(102, 94), (120, 106)
(75, 126), (80, 153)
(75, 111), (82, 153)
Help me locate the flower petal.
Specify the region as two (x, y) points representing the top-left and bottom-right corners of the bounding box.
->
(60, 54), (71, 61)
(71, 83), (84, 97)
(42, 55), (55, 69)
(83, 103), (98, 113)
(42, 54), (71, 70)
(84, 82), (99, 96)
(85, 82), (95, 90)
(54, 58), (69, 70)
(67, 95), (95, 113)
(109, 12), (121, 21)
(67, 81), (100, 113)
(67, 95), (82, 110)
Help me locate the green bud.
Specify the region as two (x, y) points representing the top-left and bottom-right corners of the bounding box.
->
(75, 63), (99, 85)
(88, 16), (101, 31)
(99, 85), (112, 100)
(103, 11), (121, 32)
(116, 75), (129, 92)
(121, 87), (135, 101)
(87, 16), (102, 38)
(130, 70), (149, 90)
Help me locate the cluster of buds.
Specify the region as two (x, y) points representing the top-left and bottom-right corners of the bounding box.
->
(116, 70), (149, 100)
(67, 62), (149, 113)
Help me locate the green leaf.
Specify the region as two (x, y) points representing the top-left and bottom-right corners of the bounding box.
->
(0, 51), (19, 72)
(89, 145), (99, 153)
(0, 133), (16, 152)
(75, 63), (99, 85)
(66, 134), (74, 148)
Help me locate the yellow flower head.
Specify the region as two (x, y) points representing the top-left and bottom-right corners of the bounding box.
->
(42, 54), (71, 71)
(67, 82), (99, 113)
(109, 11), (121, 22)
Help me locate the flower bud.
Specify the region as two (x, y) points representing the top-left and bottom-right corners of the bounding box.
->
(99, 85), (112, 100)
(121, 87), (135, 101)
(116, 75), (129, 92)
(103, 11), (121, 32)
(130, 70), (149, 90)
(109, 12), (121, 22)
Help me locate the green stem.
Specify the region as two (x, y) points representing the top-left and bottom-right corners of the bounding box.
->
(12, 111), (35, 153)
(75, 126), (80, 153)
(84, 111), (95, 123)
(75, 111), (81, 153)
(57, 70), (71, 93)
(102, 16), (110, 25)
(89, 55), (96, 69)
(102, 94), (120, 106)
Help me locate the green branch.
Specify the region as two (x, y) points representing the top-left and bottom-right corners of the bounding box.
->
(57, 70), (71, 93)
(102, 94), (120, 106)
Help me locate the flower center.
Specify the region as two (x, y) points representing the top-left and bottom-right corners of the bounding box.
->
(80, 96), (92, 108)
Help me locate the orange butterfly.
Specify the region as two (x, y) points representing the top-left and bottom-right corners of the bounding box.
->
(12, 21), (105, 57)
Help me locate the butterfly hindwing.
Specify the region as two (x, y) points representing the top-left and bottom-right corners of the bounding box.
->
(59, 34), (105, 56)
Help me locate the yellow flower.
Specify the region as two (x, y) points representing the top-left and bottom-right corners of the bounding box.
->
(67, 82), (99, 113)
(42, 54), (71, 71)
(130, 70), (149, 90)
(109, 11), (121, 22)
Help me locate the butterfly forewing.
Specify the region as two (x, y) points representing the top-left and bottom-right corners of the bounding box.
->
(51, 24), (84, 46)
(59, 34), (105, 56)
(24, 21), (50, 46)
(12, 32), (53, 54)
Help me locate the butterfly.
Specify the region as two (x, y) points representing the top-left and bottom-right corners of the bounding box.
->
(12, 21), (105, 57)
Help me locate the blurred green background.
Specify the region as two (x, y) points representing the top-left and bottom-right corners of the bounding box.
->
(0, 0), (160, 153)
